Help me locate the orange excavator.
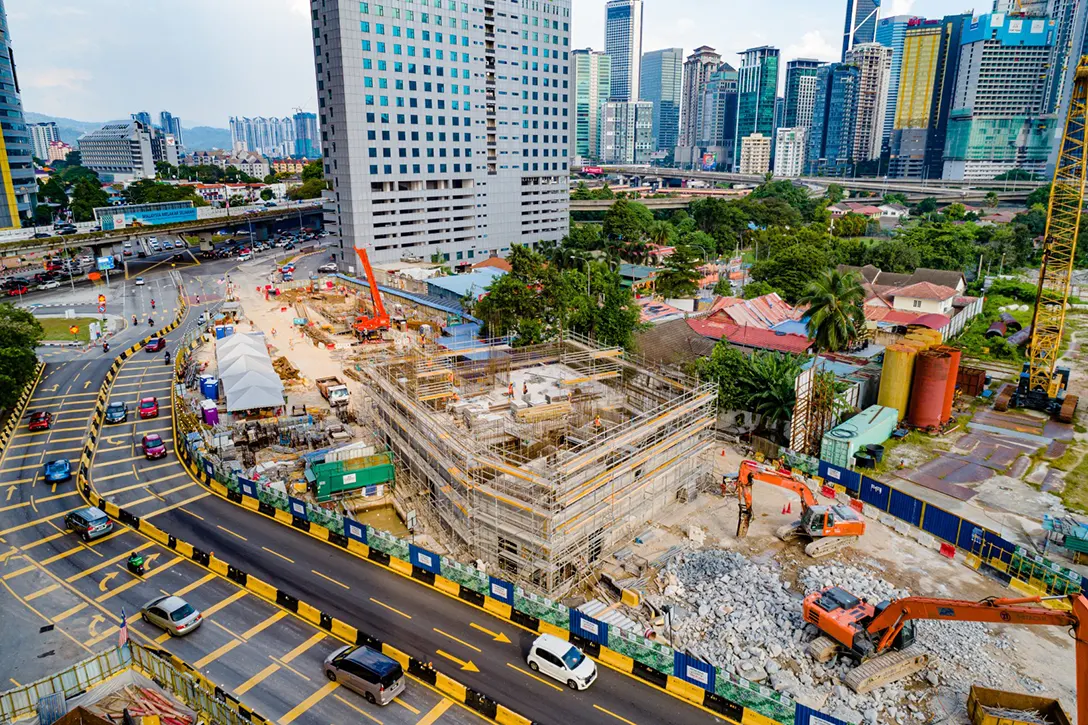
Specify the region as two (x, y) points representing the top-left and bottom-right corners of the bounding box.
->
(354, 246), (390, 339)
(730, 460), (865, 557)
(803, 585), (1088, 715)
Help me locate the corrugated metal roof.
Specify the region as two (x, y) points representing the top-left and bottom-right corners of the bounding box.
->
(688, 318), (812, 354)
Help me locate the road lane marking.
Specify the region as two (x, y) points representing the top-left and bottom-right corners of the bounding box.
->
(278, 680), (338, 725)
(22, 531), (67, 550)
(2, 565), (33, 580)
(200, 589), (248, 618)
(53, 602), (88, 622)
(369, 597), (412, 619)
(192, 639), (243, 669)
(333, 693), (384, 724)
(0, 490), (81, 513)
(593, 705), (638, 725)
(469, 622), (512, 643)
(24, 583), (59, 601)
(435, 650), (479, 672)
(281, 631), (326, 664)
(84, 625), (120, 647)
(142, 491), (209, 518)
(0, 506), (83, 537)
(415, 700), (452, 725)
(433, 628), (481, 653)
(241, 610), (288, 640)
(66, 543), (153, 582)
(173, 572), (216, 597)
(216, 525), (247, 542)
(235, 663), (280, 695)
(93, 470), (135, 482)
(392, 697), (419, 715)
(97, 480), (154, 496)
(505, 662), (562, 692)
(96, 555), (184, 602)
(179, 507), (204, 520)
(261, 546), (294, 564)
(311, 569), (349, 589)
(270, 656), (312, 682)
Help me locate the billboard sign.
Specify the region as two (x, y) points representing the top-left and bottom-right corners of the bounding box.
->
(96, 256), (115, 271)
(583, 166), (603, 175)
(701, 153), (717, 171)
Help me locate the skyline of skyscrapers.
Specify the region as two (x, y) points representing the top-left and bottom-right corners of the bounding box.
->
(783, 59), (821, 131)
(734, 46), (780, 165)
(844, 42), (891, 162)
(604, 0), (643, 102)
(159, 111), (184, 150)
(639, 48), (683, 154)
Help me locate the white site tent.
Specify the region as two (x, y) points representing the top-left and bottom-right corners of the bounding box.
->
(215, 333), (284, 413)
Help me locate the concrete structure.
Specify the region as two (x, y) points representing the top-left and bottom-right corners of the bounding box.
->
(600, 101), (654, 165)
(78, 122), (157, 182)
(842, 0), (880, 60)
(0, 0), (35, 228)
(784, 59), (822, 131)
(46, 141), (73, 163)
(229, 116), (296, 158)
(271, 158), (316, 175)
(739, 133), (771, 175)
(573, 49), (611, 163)
(943, 12), (1057, 181)
(29, 121), (60, 160)
(807, 63), (859, 175)
(876, 15), (915, 148)
(361, 333), (715, 596)
(159, 111), (184, 151)
(604, 0), (643, 102)
(312, 0), (571, 265)
(844, 43), (891, 162)
(292, 111), (319, 158)
(734, 46), (779, 166)
(676, 46), (724, 166)
(185, 150), (269, 179)
(639, 48), (683, 153)
(774, 127), (807, 178)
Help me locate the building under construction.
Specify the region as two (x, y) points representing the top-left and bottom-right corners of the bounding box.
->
(360, 332), (717, 596)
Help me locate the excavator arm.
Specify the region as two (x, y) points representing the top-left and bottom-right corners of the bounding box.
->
(733, 460), (819, 537)
(867, 594), (1088, 724)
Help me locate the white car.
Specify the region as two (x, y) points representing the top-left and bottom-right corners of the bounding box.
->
(238, 253), (252, 261)
(526, 634), (597, 690)
(148, 237), (158, 245)
(37, 280), (60, 290)
(318, 263), (338, 274)
(134, 277), (145, 286)
(123, 242), (132, 248)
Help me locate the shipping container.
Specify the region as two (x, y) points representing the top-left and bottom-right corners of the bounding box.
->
(908, 350), (952, 430)
(820, 404), (899, 469)
(877, 344), (917, 422)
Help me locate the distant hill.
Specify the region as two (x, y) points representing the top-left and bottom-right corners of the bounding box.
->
(24, 112), (232, 152)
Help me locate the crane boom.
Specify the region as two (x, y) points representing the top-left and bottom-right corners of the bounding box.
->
(354, 246), (390, 335)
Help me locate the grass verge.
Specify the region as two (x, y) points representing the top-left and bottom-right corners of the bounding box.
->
(38, 316), (98, 342)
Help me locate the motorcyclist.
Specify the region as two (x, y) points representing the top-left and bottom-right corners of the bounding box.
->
(132, 314), (138, 325)
(102, 341), (110, 353)
(126, 552), (145, 575)
(148, 317), (154, 326)
(150, 298), (156, 309)
(164, 351), (171, 365)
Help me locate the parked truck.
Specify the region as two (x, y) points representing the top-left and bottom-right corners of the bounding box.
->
(316, 376), (351, 407)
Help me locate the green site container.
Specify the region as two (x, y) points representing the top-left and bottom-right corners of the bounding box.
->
(314, 459), (395, 501)
(820, 404), (898, 470)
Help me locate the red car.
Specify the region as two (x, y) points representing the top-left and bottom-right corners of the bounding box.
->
(142, 434), (167, 459)
(28, 411), (53, 431)
(145, 337), (166, 352)
(138, 397), (159, 419)
(7, 285), (27, 296)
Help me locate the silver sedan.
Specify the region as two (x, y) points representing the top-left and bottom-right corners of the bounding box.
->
(141, 595), (202, 636)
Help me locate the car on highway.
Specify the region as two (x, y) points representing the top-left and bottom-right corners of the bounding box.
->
(37, 280), (60, 290)
(238, 252), (252, 261)
(135, 277), (146, 286)
(56, 224), (77, 235)
(105, 401), (128, 423)
(123, 249), (133, 257)
(526, 634), (597, 690)
(65, 506), (113, 541)
(145, 337), (166, 352)
(123, 241), (131, 248)
(323, 645), (406, 706)
(148, 237), (158, 245)
(318, 263), (338, 274)
(6, 284), (28, 296)
(32, 232), (52, 239)
(27, 411), (53, 431)
(283, 242), (296, 251)
(138, 397), (159, 418)
(142, 433), (167, 459)
(140, 595), (202, 636)
(43, 459), (72, 483)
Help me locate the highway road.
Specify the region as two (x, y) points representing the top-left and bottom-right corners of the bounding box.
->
(0, 253), (726, 724)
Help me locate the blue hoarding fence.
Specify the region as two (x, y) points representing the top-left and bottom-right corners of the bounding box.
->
(288, 497), (307, 520)
(569, 609), (608, 645)
(488, 576), (514, 605)
(409, 544), (441, 575)
(344, 519), (368, 544)
(818, 461), (860, 493)
(674, 651), (716, 692)
(237, 477), (257, 499)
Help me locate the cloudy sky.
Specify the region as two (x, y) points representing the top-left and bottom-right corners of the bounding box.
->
(11, 0), (973, 128)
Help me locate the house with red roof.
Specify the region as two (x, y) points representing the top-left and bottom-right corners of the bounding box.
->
(889, 281), (958, 316)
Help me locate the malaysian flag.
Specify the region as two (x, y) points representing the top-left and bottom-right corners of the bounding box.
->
(118, 608), (129, 648)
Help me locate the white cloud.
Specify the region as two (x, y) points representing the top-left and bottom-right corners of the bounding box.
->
(21, 68), (91, 90)
(784, 30), (838, 62)
(886, 0), (917, 14)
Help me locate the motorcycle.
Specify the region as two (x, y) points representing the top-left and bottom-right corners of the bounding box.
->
(126, 553), (145, 576)
(150, 299), (156, 310)
(148, 317), (154, 326)
(164, 352), (171, 365)
(132, 315), (138, 325)
(102, 341), (110, 353)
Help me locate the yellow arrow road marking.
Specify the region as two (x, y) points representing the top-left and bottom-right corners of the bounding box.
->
(88, 614), (105, 638)
(5, 486), (12, 502)
(435, 649), (479, 672)
(470, 622), (512, 643)
(98, 571), (119, 592)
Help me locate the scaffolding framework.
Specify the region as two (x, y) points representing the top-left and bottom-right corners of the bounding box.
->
(361, 332), (716, 596)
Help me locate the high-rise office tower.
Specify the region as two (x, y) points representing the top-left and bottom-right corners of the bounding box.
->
(806, 63), (859, 175)
(887, 19), (944, 178)
(600, 101), (654, 164)
(311, 0), (571, 265)
(293, 111), (320, 158)
(922, 14), (970, 181)
(694, 64), (738, 170)
(845, 43), (891, 162)
(29, 122), (60, 160)
(734, 46), (780, 165)
(784, 59), (822, 131)
(639, 48), (683, 153)
(875, 15), (913, 147)
(678, 46), (722, 152)
(0, 0), (35, 227)
(132, 111), (152, 128)
(604, 0), (643, 102)
(573, 49), (611, 162)
(1047, 0), (1088, 173)
(159, 111), (184, 150)
(842, 0), (881, 61)
(943, 13), (1056, 180)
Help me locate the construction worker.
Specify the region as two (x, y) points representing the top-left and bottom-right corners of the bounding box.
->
(523, 382), (528, 395)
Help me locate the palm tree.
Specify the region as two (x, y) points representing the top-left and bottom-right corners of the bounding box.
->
(797, 269), (866, 354)
(647, 220), (673, 248)
(739, 352), (802, 441)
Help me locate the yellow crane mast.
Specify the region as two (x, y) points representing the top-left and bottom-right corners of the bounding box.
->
(996, 56), (1086, 423)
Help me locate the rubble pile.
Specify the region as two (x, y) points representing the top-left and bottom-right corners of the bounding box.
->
(657, 550), (1024, 724)
(273, 356), (301, 381)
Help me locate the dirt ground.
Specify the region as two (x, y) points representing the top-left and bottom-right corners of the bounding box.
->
(618, 446), (1077, 720)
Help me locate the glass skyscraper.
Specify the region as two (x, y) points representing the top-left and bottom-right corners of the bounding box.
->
(573, 49), (611, 162)
(734, 46), (780, 165)
(784, 59), (821, 130)
(159, 111), (184, 150)
(876, 14), (913, 148)
(842, 0), (881, 61)
(604, 0), (643, 102)
(292, 112), (320, 158)
(639, 48), (683, 154)
(806, 63), (859, 175)
(0, 0), (34, 228)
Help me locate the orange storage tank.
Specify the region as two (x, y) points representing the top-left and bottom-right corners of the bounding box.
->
(935, 345), (961, 423)
(908, 350), (953, 430)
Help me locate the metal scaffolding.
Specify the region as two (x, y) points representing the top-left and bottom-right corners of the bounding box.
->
(360, 332), (717, 596)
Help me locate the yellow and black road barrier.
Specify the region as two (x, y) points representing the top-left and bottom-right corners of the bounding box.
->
(0, 361), (45, 459)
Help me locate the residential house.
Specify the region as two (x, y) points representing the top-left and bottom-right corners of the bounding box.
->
(878, 203), (909, 219)
(889, 281), (957, 315)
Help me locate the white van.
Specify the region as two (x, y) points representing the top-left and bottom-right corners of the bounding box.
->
(526, 634), (597, 690)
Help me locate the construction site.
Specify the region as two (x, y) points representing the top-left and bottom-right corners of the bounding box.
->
(358, 332), (717, 596)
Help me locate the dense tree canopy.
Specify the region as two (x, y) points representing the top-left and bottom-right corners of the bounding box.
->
(0, 305), (43, 410)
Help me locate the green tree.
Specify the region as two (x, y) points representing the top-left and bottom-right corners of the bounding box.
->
(984, 191), (999, 208)
(646, 220), (674, 248)
(697, 341), (748, 411)
(913, 197), (938, 215)
(287, 178), (327, 200)
(864, 238), (922, 273)
(155, 162), (178, 179)
(713, 278), (733, 295)
(571, 181), (592, 200)
(302, 161), (324, 181)
(883, 192), (908, 206)
(797, 269), (866, 353)
(742, 280), (776, 299)
(739, 352), (803, 437)
(0, 304), (43, 410)
(601, 198), (653, 255)
(750, 243), (831, 303)
(826, 183), (845, 203)
(655, 245), (701, 299)
(945, 203), (966, 221)
(260, 188), (274, 201)
(32, 204), (54, 225)
(263, 173), (279, 185)
(37, 177), (68, 208)
(69, 178), (110, 222)
(228, 194), (247, 207)
(832, 213), (869, 238)
(1026, 184), (1050, 209)
(994, 168), (1037, 181)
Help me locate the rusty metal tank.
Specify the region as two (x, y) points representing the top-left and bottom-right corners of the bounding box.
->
(908, 349), (953, 429)
(934, 345), (962, 423)
(878, 344), (917, 422)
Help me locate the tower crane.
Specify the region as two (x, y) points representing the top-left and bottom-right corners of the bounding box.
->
(996, 56), (1087, 422)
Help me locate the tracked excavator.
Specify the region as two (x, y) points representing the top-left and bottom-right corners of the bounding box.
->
(803, 585), (1088, 719)
(730, 460), (865, 557)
